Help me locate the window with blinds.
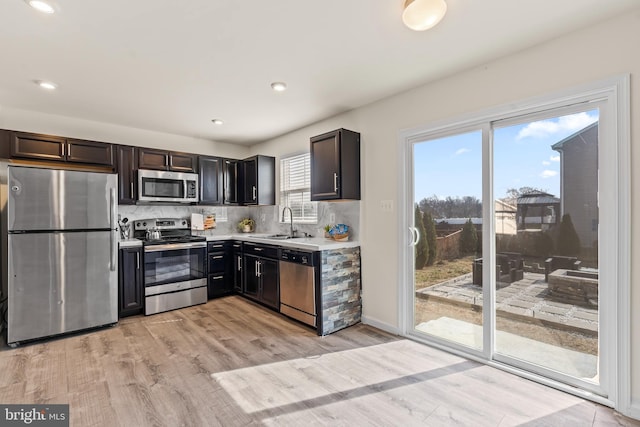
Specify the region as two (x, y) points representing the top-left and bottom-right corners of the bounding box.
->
(280, 153), (318, 223)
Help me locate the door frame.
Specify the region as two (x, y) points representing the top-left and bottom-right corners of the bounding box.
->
(397, 75), (630, 412)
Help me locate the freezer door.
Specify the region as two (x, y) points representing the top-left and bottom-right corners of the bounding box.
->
(8, 166), (117, 231)
(7, 231), (118, 344)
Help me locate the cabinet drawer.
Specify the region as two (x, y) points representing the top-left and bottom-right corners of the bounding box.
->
(208, 273), (231, 298)
(208, 252), (226, 273)
(242, 242), (279, 259)
(207, 241), (227, 252)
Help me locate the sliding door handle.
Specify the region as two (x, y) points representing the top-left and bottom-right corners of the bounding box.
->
(409, 227), (420, 247)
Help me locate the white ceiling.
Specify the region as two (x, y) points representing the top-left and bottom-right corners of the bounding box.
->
(0, 0), (637, 146)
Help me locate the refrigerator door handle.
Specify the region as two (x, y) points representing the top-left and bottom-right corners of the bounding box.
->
(110, 187), (117, 271)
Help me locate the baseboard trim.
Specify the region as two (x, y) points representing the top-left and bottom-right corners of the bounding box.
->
(361, 316), (400, 335)
(622, 401), (640, 420)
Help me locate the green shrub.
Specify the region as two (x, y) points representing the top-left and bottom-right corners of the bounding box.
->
(414, 206), (429, 269)
(534, 232), (555, 258)
(423, 210), (437, 266)
(459, 219), (478, 255)
(556, 214), (581, 256)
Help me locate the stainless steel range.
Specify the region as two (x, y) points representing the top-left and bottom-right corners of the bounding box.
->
(134, 218), (207, 315)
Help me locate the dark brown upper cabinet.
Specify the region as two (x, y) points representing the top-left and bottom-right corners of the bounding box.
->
(241, 155), (275, 206)
(11, 132), (114, 167)
(116, 145), (138, 205)
(138, 148), (197, 172)
(223, 158), (241, 205)
(199, 156), (223, 205)
(310, 128), (360, 201)
(0, 130), (11, 159)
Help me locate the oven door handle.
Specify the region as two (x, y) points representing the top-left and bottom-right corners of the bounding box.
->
(144, 242), (207, 252)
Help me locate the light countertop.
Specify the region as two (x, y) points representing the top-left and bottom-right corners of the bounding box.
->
(204, 234), (359, 251)
(119, 234), (359, 251)
(118, 238), (143, 248)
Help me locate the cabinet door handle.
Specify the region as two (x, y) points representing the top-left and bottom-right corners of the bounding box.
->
(252, 185), (257, 201)
(254, 248), (263, 252)
(130, 182), (134, 197)
(213, 275), (224, 280)
(237, 255), (242, 271)
(61, 144), (66, 158)
(212, 255), (223, 260)
(136, 252), (140, 270)
(333, 173), (338, 192)
(211, 244), (223, 249)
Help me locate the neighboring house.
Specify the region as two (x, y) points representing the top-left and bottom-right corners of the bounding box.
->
(433, 199), (516, 236)
(495, 199), (517, 235)
(552, 123), (599, 250)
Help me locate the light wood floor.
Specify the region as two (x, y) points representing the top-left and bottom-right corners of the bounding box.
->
(0, 295), (637, 426)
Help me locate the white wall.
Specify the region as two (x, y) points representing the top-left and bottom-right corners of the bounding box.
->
(0, 106), (250, 159)
(251, 9), (640, 412)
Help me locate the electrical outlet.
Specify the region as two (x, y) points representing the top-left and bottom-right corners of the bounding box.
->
(260, 214), (266, 223)
(329, 213), (336, 223)
(380, 200), (394, 212)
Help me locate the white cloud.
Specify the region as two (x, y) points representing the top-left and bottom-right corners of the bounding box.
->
(454, 148), (470, 156)
(517, 112), (597, 140)
(540, 170), (558, 179)
(542, 161), (550, 166)
(550, 155), (560, 162)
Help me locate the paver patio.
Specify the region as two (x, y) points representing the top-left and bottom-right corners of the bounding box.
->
(415, 271), (598, 335)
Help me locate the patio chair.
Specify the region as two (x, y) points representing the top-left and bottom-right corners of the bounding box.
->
(544, 255), (581, 282)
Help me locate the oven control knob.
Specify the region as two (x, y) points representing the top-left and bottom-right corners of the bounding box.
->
(142, 222), (147, 227)
(182, 220), (187, 226)
(302, 256), (308, 264)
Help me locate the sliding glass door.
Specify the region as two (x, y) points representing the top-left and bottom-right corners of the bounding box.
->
(492, 109), (601, 391)
(411, 130), (484, 352)
(402, 85), (624, 400)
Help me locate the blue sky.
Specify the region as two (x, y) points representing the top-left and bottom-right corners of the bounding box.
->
(414, 110), (599, 202)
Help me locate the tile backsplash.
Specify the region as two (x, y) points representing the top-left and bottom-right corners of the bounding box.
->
(118, 201), (360, 241)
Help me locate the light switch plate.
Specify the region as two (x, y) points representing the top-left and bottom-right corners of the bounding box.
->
(329, 213), (336, 223)
(381, 200), (393, 212)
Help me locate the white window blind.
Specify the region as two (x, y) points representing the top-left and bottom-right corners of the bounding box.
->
(280, 153), (318, 223)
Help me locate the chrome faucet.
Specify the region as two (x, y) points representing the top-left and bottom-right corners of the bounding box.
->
(281, 207), (297, 238)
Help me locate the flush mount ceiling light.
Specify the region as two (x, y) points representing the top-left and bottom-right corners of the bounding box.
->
(402, 0), (447, 31)
(25, 0), (56, 14)
(35, 80), (57, 90)
(211, 119), (224, 125)
(270, 82), (287, 92)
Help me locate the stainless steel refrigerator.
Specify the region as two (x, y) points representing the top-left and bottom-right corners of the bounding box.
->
(1, 165), (118, 346)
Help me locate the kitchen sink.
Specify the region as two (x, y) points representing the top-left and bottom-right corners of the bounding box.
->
(252, 234), (305, 240)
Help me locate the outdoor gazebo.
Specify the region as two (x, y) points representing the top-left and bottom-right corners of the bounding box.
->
(516, 191), (560, 231)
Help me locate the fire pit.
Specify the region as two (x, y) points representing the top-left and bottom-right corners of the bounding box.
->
(547, 269), (599, 307)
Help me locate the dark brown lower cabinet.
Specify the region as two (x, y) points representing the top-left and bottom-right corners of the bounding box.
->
(119, 247), (144, 317)
(207, 241), (234, 298)
(243, 254), (279, 309)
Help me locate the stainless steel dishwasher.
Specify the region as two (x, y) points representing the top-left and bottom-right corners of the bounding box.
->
(279, 248), (317, 327)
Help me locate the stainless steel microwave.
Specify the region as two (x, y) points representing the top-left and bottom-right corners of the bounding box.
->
(138, 169), (199, 203)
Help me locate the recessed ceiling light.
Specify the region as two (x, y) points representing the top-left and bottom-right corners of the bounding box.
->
(35, 80), (57, 90)
(211, 119), (224, 125)
(25, 0), (55, 14)
(270, 82), (287, 92)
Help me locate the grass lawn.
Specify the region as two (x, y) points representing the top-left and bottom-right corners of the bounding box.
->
(415, 255), (476, 288)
